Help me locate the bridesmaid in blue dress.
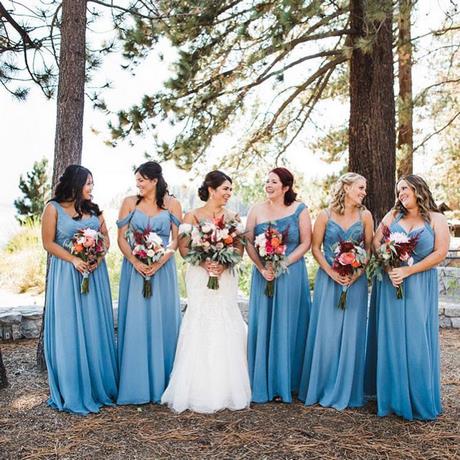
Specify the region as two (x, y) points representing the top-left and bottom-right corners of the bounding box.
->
(298, 173), (373, 409)
(42, 165), (118, 415)
(365, 175), (450, 420)
(246, 167), (312, 403)
(116, 161), (182, 405)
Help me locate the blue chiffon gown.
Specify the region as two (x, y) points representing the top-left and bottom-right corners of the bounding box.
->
(364, 213), (441, 420)
(298, 213), (368, 409)
(44, 201), (118, 415)
(248, 202), (312, 403)
(116, 208), (181, 404)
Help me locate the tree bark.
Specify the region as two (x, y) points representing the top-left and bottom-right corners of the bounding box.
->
(349, 0), (396, 225)
(51, 0), (87, 188)
(38, 0), (87, 369)
(0, 348), (8, 388)
(396, 0), (413, 177)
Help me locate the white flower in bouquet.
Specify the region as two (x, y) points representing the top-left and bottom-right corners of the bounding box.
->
(390, 232), (410, 244)
(216, 228), (229, 240)
(147, 249), (155, 257)
(83, 228), (99, 239)
(201, 223), (214, 234)
(146, 232), (163, 246)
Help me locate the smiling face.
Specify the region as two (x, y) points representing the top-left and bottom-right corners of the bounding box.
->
(81, 174), (94, 201)
(345, 178), (367, 206)
(265, 172), (288, 201)
(397, 179), (417, 209)
(210, 179), (233, 205)
(135, 172), (157, 197)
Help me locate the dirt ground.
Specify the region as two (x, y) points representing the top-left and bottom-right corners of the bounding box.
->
(1, 330), (459, 460)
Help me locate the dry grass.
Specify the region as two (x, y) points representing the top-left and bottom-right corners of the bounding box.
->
(0, 330), (459, 460)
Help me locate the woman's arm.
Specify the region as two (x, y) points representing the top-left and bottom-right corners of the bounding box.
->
(178, 211), (194, 258)
(372, 210), (396, 252)
(41, 203), (88, 274)
(117, 197), (149, 276)
(389, 212), (450, 285)
(98, 213), (110, 251)
(145, 198), (183, 276)
(286, 206), (312, 265)
(245, 205), (274, 282)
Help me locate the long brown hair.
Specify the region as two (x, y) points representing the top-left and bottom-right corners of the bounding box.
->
(393, 175), (438, 222)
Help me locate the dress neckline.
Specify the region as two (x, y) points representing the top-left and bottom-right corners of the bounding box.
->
(394, 221), (427, 235)
(134, 208), (168, 219)
(55, 202), (94, 222)
(255, 203), (304, 228)
(328, 219), (362, 233)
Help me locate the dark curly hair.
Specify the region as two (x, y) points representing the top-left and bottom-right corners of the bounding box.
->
(135, 161), (170, 209)
(393, 175), (439, 222)
(50, 165), (101, 219)
(270, 167), (297, 206)
(198, 170), (232, 202)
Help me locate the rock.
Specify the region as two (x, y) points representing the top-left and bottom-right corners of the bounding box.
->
(451, 318), (460, 329)
(439, 316), (452, 328)
(444, 307), (460, 318)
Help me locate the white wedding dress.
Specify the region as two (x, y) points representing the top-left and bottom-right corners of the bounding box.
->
(161, 265), (252, 413)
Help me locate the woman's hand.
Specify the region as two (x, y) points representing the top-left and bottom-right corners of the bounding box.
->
(260, 265), (275, 282)
(347, 269), (363, 286)
(132, 258), (150, 276)
(72, 257), (89, 274)
(208, 261), (225, 276)
(327, 268), (351, 286)
(388, 266), (411, 287)
(145, 261), (162, 277)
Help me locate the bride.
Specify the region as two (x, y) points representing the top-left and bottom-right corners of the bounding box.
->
(161, 170), (251, 413)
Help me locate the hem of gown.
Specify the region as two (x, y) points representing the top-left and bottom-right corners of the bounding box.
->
(162, 401), (251, 414)
(116, 398), (161, 405)
(299, 398), (365, 411)
(48, 398), (107, 416)
(251, 394), (293, 404)
(377, 407), (442, 421)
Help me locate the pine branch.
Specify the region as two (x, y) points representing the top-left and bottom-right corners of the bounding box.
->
(414, 111), (460, 152)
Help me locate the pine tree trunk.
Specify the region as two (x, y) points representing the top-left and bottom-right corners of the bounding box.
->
(397, 0), (413, 177)
(38, 0), (87, 369)
(0, 348), (8, 388)
(349, 0), (396, 225)
(51, 0), (87, 188)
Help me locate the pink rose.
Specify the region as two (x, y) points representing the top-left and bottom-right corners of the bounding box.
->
(83, 237), (95, 248)
(338, 252), (356, 266)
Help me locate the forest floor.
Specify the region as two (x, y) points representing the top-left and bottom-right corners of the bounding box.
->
(1, 330), (459, 460)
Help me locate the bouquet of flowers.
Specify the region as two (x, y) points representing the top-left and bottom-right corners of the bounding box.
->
(254, 224), (289, 297)
(128, 228), (166, 298)
(180, 215), (245, 290)
(68, 227), (106, 294)
(331, 238), (367, 309)
(366, 224), (420, 299)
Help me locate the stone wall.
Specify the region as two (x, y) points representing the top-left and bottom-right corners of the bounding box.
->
(1, 267), (459, 341)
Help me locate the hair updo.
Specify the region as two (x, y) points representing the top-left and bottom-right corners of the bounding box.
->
(135, 161), (169, 209)
(50, 164), (101, 219)
(198, 170), (232, 202)
(269, 167), (297, 206)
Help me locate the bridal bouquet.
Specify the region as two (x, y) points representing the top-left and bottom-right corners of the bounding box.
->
(331, 238), (367, 309)
(180, 215), (245, 290)
(366, 224), (420, 299)
(68, 227), (106, 294)
(128, 228), (165, 298)
(254, 224), (289, 297)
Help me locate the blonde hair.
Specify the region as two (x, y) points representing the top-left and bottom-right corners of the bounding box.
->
(393, 175), (438, 222)
(330, 172), (367, 215)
